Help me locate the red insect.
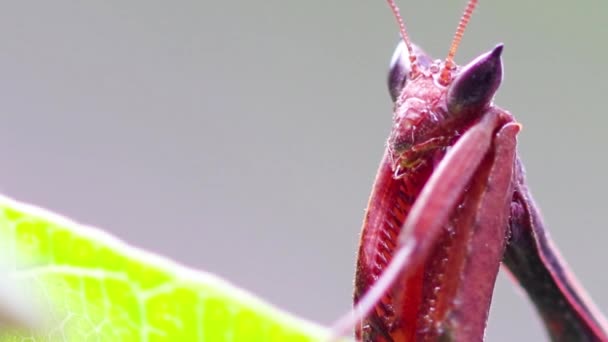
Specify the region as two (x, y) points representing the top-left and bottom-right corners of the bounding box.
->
(331, 0), (608, 341)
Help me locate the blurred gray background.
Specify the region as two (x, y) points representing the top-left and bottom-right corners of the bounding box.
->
(0, 1), (606, 340)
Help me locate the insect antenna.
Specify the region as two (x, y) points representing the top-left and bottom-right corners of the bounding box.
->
(440, 0), (479, 85)
(386, 0), (418, 75)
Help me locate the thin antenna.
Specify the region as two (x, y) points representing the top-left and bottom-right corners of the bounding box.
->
(386, 0), (418, 74)
(440, 0), (479, 85)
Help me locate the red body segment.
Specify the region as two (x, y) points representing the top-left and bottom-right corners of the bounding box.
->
(354, 155), (431, 341)
(354, 108), (517, 341)
(334, 2), (608, 341)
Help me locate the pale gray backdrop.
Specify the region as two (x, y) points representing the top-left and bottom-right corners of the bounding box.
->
(0, 1), (606, 341)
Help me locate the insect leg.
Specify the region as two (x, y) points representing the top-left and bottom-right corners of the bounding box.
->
(331, 109), (509, 338)
(439, 122), (519, 341)
(504, 160), (608, 341)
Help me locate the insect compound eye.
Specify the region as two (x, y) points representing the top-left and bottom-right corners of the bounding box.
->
(447, 44), (504, 116)
(387, 40), (411, 102)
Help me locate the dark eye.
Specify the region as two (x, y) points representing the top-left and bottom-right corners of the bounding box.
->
(387, 40), (411, 102)
(447, 44), (504, 116)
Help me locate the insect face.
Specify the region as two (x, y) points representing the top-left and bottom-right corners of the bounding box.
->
(388, 42), (504, 177)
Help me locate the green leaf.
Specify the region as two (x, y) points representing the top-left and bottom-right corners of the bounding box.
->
(0, 195), (342, 341)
